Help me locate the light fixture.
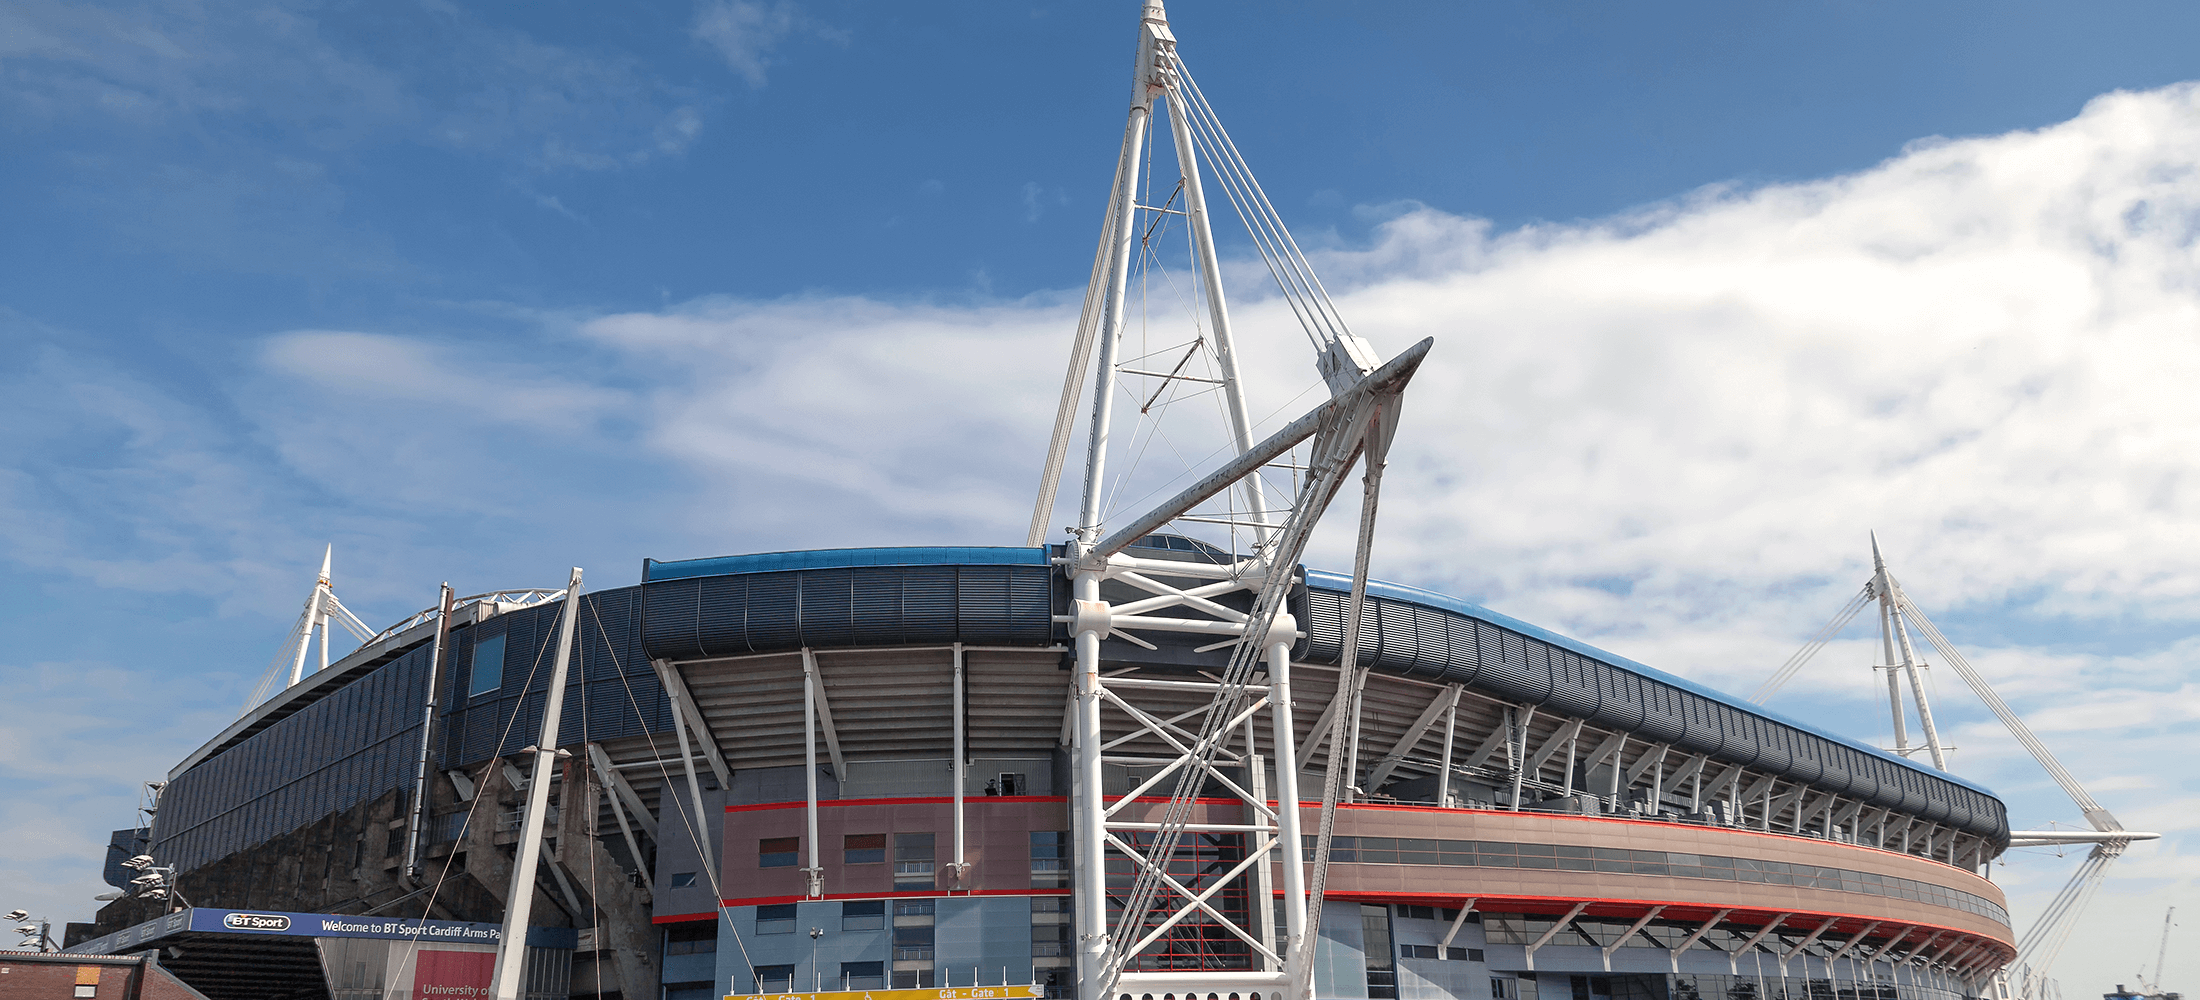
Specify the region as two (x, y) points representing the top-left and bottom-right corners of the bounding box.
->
(3, 910), (25, 921)
(94, 891), (128, 902)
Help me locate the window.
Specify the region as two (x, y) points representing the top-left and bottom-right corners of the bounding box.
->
(754, 965), (796, 992)
(893, 925), (935, 961)
(1031, 896), (1071, 914)
(841, 962), (885, 989)
(1362, 904), (1397, 999)
(760, 837), (799, 868)
(1032, 924), (1072, 957)
(845, 833), (886, 864)
(998, 772), (1027, 795)
(1030, 831), (1069, 888)
(468, 634), (506, 697)
(669, 871), (698, 888)
(895, 833), (935, 885)
(894, 899), (936, 918)
(1448, 947), (1484, 962)
(665, 923), (717, 956)
(842, 900), (884, 931)
(1401, 944), (1439, 960)
(1492, 979), (1516, 1000)
(756, 904), (796, 935)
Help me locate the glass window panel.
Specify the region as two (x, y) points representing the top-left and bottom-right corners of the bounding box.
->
(469, 633), (507, 698)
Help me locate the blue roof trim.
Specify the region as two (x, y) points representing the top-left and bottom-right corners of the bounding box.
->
(1304, 569), (2001, 801)
(644, 546), (1050, 582)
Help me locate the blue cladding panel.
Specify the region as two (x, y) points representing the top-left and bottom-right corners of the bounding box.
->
(644, 546), (1049, 581)
(639, 562), (1056, 660)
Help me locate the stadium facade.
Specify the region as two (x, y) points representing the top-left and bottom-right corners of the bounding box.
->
(82, 538), (2017, 1000)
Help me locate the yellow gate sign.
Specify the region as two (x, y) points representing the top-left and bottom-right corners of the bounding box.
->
(729, 987), (1046, 1000)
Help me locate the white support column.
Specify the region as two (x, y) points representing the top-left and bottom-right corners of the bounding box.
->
(656, 659), (734, 789)
(1436, 690), (1459, 808)
(1780, 917), (1839, 977)
(1073, 8), (1160, 546)
(1508, 706), (1538, 811)
(490, 568), (583, 1000)
(801, 647), (823, 899)
(1268, 641), (1308, 993)
(586, 743), (653, 886)
(1730, 914), (1793, 976)
(952, 643), (968, 883)
(1439, 898), (1478, 950)
(1524, 902), (1590, 971)
(1073, 572), (1111, 1000)
(1364, 684), (1460, 794)
(1248, 746), (1275, 969)
(1603, 906), (1665, 972)
(669, 675), (715, 876)
(1670, 909), (1732, 973)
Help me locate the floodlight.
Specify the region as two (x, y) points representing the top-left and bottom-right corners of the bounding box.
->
(122, 855), (155, 870)
(15, 924), (38, 935)
(2, 910), (24, 921)
(140, 889), (169, 900)
(94, 891), (127, 901)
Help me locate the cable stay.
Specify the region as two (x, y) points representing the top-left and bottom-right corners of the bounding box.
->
(1748, 584), (1872, 705)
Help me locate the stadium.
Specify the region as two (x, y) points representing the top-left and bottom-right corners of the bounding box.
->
(61, 4), (2034, 1000)
(69, 537), (2015, 1000)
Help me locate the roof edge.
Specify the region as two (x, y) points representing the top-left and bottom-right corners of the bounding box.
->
(1305, 569), (2003, 803)
(643, 546), (1049, 582)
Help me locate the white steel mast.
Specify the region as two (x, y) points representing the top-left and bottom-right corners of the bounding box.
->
(1036, 5), (1430, 1000)
(490, 567), (585, 1000)
(1872, 533), (1949, 769)
(1752, 538), (2162, 1000)
(243, 545), (376, 715)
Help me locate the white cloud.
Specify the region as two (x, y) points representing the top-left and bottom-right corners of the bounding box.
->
(10, 78), (2200, 987)
(691, 0), (805, 88)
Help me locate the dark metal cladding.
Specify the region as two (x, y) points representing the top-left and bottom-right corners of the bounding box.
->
(154, 587), (672, 873)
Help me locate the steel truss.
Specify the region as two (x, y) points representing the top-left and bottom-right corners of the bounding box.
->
(1031, 5), (1434, 999)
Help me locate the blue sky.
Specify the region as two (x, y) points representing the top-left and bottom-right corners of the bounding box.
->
(5, 0), (2199, 988)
